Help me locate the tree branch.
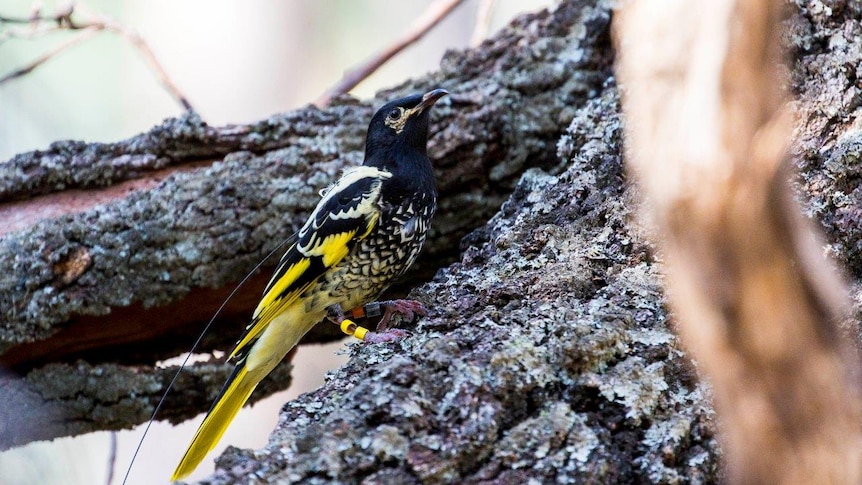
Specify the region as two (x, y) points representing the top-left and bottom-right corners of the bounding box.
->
(470, 0), (496, 47)
(315, 0), (468, 107)
(0, 25), (101, 84)
(0, 2), (194, 112)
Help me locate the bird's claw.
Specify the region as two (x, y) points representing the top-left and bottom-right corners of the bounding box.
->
(362, 328), (409, 344)
(331, 300), (426, 341)
(377, 299), (428, 331)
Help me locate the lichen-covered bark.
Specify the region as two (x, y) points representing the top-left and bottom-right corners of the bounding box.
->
(0, 3), (609, 353)
(618, 0), (860, 482)
(787, 1), (862, 280)
(0, 359), (292, 450)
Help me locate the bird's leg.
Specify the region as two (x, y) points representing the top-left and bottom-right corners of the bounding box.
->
(326, 303), (370, 341)
(326, 303), (407, 343)
(346, 300), (427, 331)
(332, 300), (423, 344)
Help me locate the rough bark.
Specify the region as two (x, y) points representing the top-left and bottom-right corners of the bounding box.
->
(617, 0), (861, 483)
(0, 359), (293, 450)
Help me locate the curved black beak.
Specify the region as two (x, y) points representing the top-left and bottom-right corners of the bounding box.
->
(414, 88), (448, 114)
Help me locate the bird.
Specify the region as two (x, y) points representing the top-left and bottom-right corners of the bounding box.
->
(170, 88), (448, 481)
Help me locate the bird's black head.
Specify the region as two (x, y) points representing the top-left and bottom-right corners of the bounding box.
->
(363, 89), (448, 165)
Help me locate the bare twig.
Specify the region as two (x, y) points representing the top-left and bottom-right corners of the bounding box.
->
(92, 15), (194, 112)
(315, 0), (467, 107)
(470, 0), (496, 47)
(0, 25), (65, 42)
(106, 431), (117, 485)
(0, 7), (72, 25)
(0, 14), (34, 23)
(0, 4), (74, 42)
(0, 3), (194, 112)
(1, 4), (82, 42)
(0, 25), (101, 84)
(616, 0), (862, 483)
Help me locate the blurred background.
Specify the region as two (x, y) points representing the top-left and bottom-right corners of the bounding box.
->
(0, 1), (551, 484)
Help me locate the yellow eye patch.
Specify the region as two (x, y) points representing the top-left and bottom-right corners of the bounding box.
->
(384, 107), (410, 133)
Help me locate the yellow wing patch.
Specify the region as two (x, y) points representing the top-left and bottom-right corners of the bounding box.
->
(309, 230), (358, 267)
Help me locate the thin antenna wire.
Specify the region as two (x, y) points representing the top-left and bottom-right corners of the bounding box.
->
(121, 236), (293, 485)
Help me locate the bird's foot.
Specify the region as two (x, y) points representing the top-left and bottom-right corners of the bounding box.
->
(328, 300), (426, 342)
(374, 299), (428, 331)
(362, 328), (409, 344)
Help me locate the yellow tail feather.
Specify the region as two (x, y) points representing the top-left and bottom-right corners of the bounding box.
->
(170, 365), (259, 481)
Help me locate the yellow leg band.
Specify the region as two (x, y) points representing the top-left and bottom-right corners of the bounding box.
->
(339, 319), (369, 340)
(340, 319), (357, 335)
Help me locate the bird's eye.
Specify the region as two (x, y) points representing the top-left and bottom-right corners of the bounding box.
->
(387, 108), (401, 120)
